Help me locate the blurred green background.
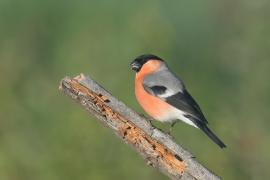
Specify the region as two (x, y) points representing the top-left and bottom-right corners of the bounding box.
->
(0, 0), (269, 179)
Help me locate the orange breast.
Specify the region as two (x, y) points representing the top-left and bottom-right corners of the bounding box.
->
(135, 76), (172, 120)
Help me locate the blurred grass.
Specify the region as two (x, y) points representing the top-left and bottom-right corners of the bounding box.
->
(0, 0), (270, 179)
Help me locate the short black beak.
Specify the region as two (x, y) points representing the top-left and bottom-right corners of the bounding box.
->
(130, 61), (140, 72)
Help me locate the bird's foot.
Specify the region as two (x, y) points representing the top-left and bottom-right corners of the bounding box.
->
(140, 114), (155, 126)
(165, 130), (174, 139)
(168, 126), (173, 135)
(140, 113), (149, 119)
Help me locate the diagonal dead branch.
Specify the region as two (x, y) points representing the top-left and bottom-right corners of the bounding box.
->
(59, 74), (221, 180)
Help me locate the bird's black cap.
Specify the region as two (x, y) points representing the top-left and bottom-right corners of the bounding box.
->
(130, 54), (164, 72)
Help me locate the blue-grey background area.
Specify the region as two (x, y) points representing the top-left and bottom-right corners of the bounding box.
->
(0, 0), (269, 179)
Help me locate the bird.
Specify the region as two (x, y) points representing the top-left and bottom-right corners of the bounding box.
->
(130, 54), (226, 148)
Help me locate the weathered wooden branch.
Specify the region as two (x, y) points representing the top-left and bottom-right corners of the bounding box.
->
(59, 74), (221, 180)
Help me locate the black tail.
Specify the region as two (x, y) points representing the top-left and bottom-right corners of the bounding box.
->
(199, 125), (226, 148)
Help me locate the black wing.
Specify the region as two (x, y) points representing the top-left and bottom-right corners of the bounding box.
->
(165, 89), (208, 124)
(143, 84), (208, 124)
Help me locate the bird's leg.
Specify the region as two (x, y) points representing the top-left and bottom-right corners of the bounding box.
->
(168, 121), (177, 135)
(140, 114), (155, 126)
(139, 114), (164, 132)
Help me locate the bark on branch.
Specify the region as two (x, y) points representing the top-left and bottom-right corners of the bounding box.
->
(59, 74), (221, 180)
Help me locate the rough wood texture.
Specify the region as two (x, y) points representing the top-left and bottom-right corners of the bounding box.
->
(59, 74), (221, 180)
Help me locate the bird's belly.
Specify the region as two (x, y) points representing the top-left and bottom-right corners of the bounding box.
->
(135, 85), (197, 127)
(135, 87), (177, 122)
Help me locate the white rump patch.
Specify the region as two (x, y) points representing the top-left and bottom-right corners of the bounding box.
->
(157, 106), (198, 128)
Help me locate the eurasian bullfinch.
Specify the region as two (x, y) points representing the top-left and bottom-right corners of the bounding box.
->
(130, 54), (226, 148)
